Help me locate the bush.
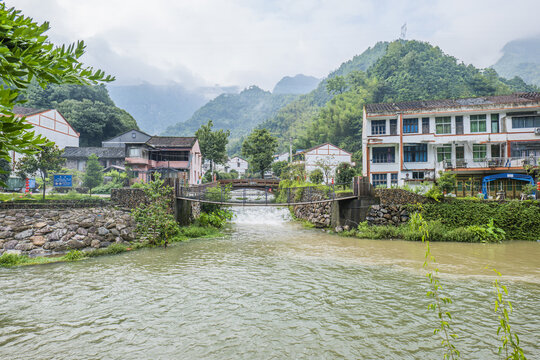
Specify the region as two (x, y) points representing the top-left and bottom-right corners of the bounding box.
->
(309, 169), (323, 184)
(197, 209), (233, 228)
(0, 253), (22, 266)
(64, 250), (85, 261)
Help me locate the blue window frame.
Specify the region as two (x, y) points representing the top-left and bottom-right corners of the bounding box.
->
(372, 173), (387, 187)
(372, 147), (395, 163)
(403, 118), (419, 133)
(371, 120), (386, 135)
(404, 144), (427, 162)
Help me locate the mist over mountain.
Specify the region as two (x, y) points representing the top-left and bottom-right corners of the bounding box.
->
(272, 74), (320, 94)
(107, 83), (239, 135)
(493, 35), (540, 86)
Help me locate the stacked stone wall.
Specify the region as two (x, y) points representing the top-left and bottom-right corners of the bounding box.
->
(292, 190), (331, 228)
(374, 188), (430, 205)
(0, 207), (136, 257)
(366, 204), (410, 226)
(111, 188), (147, 209)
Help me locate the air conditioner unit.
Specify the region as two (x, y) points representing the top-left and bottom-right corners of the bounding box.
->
(535, 127), (540, 135)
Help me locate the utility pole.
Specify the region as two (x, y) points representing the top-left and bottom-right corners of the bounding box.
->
(289, 137), (293, 163)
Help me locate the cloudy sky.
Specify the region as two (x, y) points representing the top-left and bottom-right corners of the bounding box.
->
(10, 0), (540, 90)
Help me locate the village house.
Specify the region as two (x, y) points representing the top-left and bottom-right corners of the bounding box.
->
(62, 147), (126, 172)
(293, 143), (353, 183)
(10, 106), (80, 167)
(215, 156), (249, 176)
(362, 92), (540, 198)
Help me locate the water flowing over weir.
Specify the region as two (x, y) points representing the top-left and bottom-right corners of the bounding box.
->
(0, 206), (539, 359)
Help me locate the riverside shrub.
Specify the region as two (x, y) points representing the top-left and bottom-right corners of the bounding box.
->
(412, 199), (540, 241)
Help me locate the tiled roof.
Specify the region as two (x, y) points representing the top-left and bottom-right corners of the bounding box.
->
(365, 92), (540, 115)
(146, 136), (197, 147)
(62, 146), (125, 159)
(12, 106), (47, 116)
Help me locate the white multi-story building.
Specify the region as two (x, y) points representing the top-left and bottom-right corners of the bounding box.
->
(215, 156), (249, 176)
(362, 93), (540, 198)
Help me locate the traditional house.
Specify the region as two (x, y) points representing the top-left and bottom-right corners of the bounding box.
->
(216, 156), (249, 176)
(10, 106), (79, 167)
(63, 147), (126, 172)
(293, 143), (353, 183)
(362, 92), (540, 198)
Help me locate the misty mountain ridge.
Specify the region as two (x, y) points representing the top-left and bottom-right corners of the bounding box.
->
(272, 74), (320, 94)
(493, 35), (540, 86)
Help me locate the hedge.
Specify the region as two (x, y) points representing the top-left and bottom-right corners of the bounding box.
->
(410, 199), (540, 241)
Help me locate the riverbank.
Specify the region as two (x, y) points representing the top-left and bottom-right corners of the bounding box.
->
(0, 225), (224, 267)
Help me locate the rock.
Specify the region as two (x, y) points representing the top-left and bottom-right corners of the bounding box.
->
(383, 213), (392, 220)
(66, 239), (85, 249)
(34, 222), (47, 229)
(4, 240), (18, 250)
(14, 229), (33, 240)
(80, 218), (94, 228)
(46, 228), (67, 241)
(77, 227), (88, 236)
(30, 236), (46, 246)
(0, 231), (13, 239)
(110, 228), (120, 236)
(335, 226), (343, 233)
(99, 241), (111, 248)
(97, 227), (109, 236)
(343, 225), (350, 231)
(61, 231), (76, 242)
(15, 243), (34, 251)
(36, 225), (53, 235)
(91, 239), (101, 248)
(28, 249), (48, 257)
(4, 249), (22, 255)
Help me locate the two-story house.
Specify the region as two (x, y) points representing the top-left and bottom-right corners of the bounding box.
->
(362, 93), (540, 198)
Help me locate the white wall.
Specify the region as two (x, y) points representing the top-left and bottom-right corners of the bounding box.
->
(305, 144), (352, 183)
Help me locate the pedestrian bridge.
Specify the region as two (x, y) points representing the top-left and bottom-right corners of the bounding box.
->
(175, 179), (366, 206)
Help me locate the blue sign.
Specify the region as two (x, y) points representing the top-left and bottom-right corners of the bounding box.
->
(53, 174), (73, 187)
(28, 179), (36, 188)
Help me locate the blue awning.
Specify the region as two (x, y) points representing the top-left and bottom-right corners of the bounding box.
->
(481, 173), (534, 199)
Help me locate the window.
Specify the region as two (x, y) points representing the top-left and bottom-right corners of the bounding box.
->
(491, 114), (499, 133)
(389, 119), (397, 135)
(371, 120), (386, 135)
(491, 144), (501, 158)
(422, 117), (430, 134)
(404, 144), (427, 162)
(128, 147), (141, 157)
(390, 173), (398, 186)
(512, 116), (540, 128)
(455, 146), (465, 160)
(403, 118), (418, 133)
(437, 145), (452, 162)
(455, 116), (464, 134)
(372, 173), (387, 188)
(412, 171), (424, 180)
(470, 114), (487, 132)
(372, 147), (395, 163)
(149, 150), (189, 161)
(131, 132), (136, 139)
(473, 144), (487, 162)
(435, 116), (451, 134)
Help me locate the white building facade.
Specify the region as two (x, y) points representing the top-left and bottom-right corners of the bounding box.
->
(215, 156), (249, 176)
(10, 107), (79, 166)
(296, 143), (352, 183)
(362, 93), (540, 198)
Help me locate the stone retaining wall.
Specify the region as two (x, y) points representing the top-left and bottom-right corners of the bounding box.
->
(292, 190), (331, 228)
(366, 204), (410, 226)
(0, 207), (136, 257)
(0, 200), (110, 210)
(374, 188), (430, 205)
(110, 188), (147, 209)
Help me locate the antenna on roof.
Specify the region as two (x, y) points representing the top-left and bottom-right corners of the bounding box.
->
(400, 23), (407, 39)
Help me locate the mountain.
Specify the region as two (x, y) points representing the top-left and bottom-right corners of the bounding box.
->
(272, 74), (320, 94)
(261, 40), (538, 155)
(164, 86), (298, 153)
(493, 36), (540, 86)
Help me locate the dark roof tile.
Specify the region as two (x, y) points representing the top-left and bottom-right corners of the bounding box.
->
(62, 147), (125, 159)
(146, 136), (197, 147)
(12, 106), (47, 116)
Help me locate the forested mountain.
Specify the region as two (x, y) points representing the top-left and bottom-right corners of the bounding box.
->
(107, 83), (230, 135)
(272, 74), (320, 94)
(23, 83), (139, 147)
(493, 36), (540, 86)
(164, 85), (298, 153)
(259, 41), (389, 150)
(262, 40), (537, 157)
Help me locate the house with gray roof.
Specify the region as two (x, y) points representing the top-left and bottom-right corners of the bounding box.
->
(63, 147), (126, 172)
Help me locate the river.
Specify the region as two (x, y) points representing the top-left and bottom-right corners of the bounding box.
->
(0, 207), (539, 359)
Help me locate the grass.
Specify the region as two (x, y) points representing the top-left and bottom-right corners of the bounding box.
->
(0, 192), (109, 202)
(0, 225), (224, 268)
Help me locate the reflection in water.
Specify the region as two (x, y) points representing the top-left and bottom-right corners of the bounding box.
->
(0, 206), (538, 359)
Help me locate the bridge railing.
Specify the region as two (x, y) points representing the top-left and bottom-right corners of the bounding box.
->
(176, 181), (355, 205)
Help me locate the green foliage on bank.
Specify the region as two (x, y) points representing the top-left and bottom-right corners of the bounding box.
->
(412, 199), (540, 241)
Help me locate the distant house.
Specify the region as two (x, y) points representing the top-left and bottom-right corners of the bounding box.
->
(126, 136), (203, 185)
(293, 143), (353, 182)
(216, 156), (249, 176)
(9, 106), (79, 167)
(273, 152), (289, 162)
(63, 147), (126, 172)
(102, 129), (152, 148)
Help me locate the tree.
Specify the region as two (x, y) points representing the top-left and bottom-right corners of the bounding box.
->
(271, 160), (288, 178)
(83, 154), (104, 195)
(241, 129), (278, 178)
(0, 159), (11, 185)
(195, 120), (230, 175)
(336, 162), (356, 186)
(437, 171), (457, 195)
(326, 76), (347, 94)
(315, 157), (334, 184)
(0, 4), (113, 186)
(310, 169), (323, 184)
(16, 145), (64, 200)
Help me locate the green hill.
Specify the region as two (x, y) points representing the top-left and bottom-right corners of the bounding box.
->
(493, 36), (540, 87)
(262, 40), (537, 155)
(23, 83), (139, 147)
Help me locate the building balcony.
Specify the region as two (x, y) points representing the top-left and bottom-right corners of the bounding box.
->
(437, 156), (539, 172)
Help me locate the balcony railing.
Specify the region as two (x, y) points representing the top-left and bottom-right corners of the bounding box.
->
(438, 156), (539, 171)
